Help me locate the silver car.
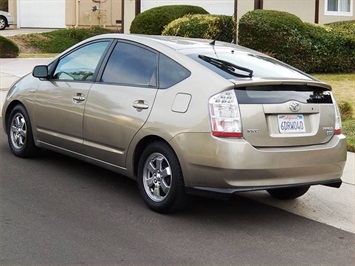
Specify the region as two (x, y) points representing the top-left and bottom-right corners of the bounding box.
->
(2, 34), (347, 213)
(0, 10), (14, 30)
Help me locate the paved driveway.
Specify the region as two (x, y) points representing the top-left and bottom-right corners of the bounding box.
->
(0, 27), (57, 37)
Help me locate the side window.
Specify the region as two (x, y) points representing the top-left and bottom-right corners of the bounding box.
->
(53, 41), (110, 81)
(159, 54), (190, 89)
(101, 42), (158, 87)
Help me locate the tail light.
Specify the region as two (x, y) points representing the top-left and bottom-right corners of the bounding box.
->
(330, 93), (342, 135)
(209, 90), (242, 138)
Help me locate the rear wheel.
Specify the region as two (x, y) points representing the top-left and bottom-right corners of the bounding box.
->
(137, 141), (186, 213)
(267, 186), (310, 200)
(7, 105), (38, 158)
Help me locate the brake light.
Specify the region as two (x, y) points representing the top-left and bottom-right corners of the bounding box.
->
(332, 94), (342, 135)
(209, 90), (242, 138)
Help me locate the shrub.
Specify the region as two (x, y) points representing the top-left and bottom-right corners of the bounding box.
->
(130, 5), (209, 35)
(325, 20), (355, 35)
(0, 35), (19, 58)
(0, 0), (7, 11)
(238, 10), (355, 73)
(162, 14), (235, 42)
(338, 100), (354, 120)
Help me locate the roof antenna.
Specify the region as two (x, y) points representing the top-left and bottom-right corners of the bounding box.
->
(209, 10), (238, 46)
(209, 39), (218, 58)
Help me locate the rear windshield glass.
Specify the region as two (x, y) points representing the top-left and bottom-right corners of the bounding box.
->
(187, 52), (313, 80)
(235, 85), (333, 104)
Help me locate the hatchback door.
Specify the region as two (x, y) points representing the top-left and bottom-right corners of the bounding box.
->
(235, 82), (339, 147)
(33, 40), (111, 152)
(83, 41), (159, 167)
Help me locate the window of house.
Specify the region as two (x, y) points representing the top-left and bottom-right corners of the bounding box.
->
(325, 0), (353, 16)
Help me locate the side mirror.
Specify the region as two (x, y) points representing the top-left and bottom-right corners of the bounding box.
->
(32, 65), (49, 78)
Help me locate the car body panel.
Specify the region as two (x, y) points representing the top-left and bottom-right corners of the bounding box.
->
(33, 80), (91, 153)
(169, 132), (346, 188)
(83, 83), (158, 167)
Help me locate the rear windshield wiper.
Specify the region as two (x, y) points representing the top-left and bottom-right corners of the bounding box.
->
(198, 55), (253, 78)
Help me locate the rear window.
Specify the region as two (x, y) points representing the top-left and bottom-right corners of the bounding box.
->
(235, 85), (333, 104)
(187, 52), (313, 80)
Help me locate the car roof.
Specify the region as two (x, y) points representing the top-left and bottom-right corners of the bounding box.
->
(90, 33), (259, 55)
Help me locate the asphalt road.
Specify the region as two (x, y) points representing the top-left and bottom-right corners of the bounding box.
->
(0, 124), (354, 265)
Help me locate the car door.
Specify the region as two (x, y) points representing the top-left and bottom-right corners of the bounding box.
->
(83, 41), (159, 167)
(33, 40), (111, 153)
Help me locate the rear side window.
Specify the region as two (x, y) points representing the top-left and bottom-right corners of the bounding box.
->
(158, 54), (190, 89)
(102, 42), (158, 87)
(235, 85), (333, 104)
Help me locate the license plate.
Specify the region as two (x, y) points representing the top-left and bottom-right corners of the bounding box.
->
(278, 114), (306, 133)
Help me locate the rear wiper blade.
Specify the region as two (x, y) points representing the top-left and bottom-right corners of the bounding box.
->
(198, 55), (253, 78)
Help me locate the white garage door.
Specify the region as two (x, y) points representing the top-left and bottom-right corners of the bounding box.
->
(18, 0), (65, 28)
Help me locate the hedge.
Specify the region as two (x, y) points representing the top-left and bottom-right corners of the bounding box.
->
(0, 35), (19, 58)
(325, 20), (355, 35)
(130, 5), (209, 35)
(238, 10), (355, 73)
(162, 14), (236, 42)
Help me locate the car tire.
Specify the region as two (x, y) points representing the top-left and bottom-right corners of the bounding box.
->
(267, 186), (310, 200)
(7, 105), (39, 158)
(137, 141), (186, 213)
(0, 16), (6, 30)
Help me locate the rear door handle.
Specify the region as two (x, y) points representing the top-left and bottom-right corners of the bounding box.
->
(133, 100), (149, 110)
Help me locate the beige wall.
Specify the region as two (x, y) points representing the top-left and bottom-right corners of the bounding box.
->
(236, 0), (255, 21)
(65, 0), (122, 28)
(123, 0), (136, 33)
(263, 0), (315, 22)
(8, 0), (16, 26)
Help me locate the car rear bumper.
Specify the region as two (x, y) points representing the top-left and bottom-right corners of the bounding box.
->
(170, 132), (347, 190)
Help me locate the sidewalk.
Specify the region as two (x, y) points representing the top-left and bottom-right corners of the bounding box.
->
(0, 58), (354, 233)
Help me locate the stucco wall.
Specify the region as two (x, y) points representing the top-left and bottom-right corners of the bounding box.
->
(65, 0), (122, 28)
(8, 0), (16, 26)
(263, 0), (315, 22)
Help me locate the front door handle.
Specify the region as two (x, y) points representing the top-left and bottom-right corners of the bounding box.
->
(73, 93), (85, 103)
(133, 100), (149, 110)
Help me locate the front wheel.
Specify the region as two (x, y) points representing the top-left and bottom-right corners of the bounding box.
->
(267, 186), (310, 200)
(7, 105), (39, 158)
(137, 141), (186, 213)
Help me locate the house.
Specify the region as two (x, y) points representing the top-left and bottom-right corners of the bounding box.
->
(8, 0), (354, 32)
